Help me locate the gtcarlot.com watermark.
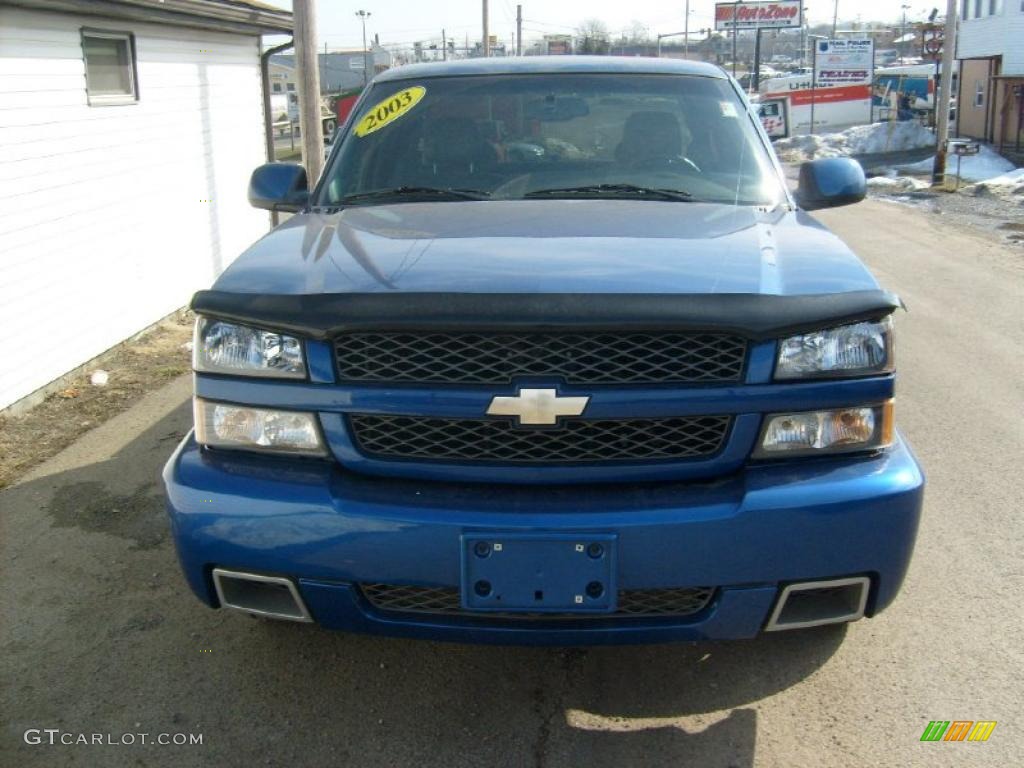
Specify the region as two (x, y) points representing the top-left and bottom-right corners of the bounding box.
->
(24, 729), (203, 746)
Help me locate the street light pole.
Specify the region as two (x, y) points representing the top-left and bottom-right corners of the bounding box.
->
(684, 0), (690, 59)
(355, 10), (370, 86)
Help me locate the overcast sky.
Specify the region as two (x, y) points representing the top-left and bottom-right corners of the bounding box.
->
(263, 1), (943, 50)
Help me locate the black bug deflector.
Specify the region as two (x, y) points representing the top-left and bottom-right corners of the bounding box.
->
(190, 290), (901, 341)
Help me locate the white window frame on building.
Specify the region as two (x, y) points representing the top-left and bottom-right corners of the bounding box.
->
(81, 29), (138, 106)
(974, 80), (986, 107)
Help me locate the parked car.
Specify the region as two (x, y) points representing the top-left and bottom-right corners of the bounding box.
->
(164, 57), (924, 645)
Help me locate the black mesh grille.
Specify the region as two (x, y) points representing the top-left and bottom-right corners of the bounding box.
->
(360, 584), (715, 619)
(334, 331), (746, 385)
(349, 414), (731, 463)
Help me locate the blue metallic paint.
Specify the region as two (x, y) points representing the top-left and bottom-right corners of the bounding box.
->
(210, 203), (878, 298)
(192, 341), (895, 485)
(164, 62), (924, 643)
(163, 432), (923, 644)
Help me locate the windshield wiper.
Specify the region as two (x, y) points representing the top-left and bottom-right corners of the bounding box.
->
(338, 186), (491, 204)
(523, 183), (694, 201)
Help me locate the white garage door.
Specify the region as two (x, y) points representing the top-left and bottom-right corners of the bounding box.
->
(0, 7), (269, 409)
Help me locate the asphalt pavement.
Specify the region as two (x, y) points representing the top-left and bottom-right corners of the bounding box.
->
(1, 198), (1021, 767)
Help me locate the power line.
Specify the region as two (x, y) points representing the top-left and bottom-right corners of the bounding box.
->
(521, 18), (577, 30)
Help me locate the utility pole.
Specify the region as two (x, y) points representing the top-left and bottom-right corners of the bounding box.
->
(806, 33), (826, 135)
(684, 0), (690, 59)
(293, 0), (323, 182)
(355, 10), (371, 86)
(731, 0), (739, 77)
(482, 0), (490, 57)
(832, 0), (839, 38)
(516, 4), (522, 56)
(932, 0), (958, 186)
(442, 28), (447, 61)
(753, 26), (762, 91)
(900, 4), (910, 63)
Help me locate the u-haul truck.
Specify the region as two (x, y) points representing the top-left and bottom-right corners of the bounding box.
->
(756, 39), (875, 138)
(757, 73), (872, 137)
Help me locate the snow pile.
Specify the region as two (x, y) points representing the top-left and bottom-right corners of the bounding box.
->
(896, 144), (1016, 183)
(774, 121), (936, 161)
(963, 168), (1024, 200)
(866, 174), (930, 192)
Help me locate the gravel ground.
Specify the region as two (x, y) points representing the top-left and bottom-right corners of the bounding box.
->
(865, 185), (1024, 248)
(782, 158), (1024, 249)
(0, 313), (193, 489)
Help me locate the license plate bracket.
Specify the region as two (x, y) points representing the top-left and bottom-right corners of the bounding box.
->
(461, 533), (617, 613)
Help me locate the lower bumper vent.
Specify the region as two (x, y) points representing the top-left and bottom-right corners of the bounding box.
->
(360, 583), (715, 619)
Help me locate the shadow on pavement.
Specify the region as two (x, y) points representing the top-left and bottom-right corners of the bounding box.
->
(1, 398), (847, 768)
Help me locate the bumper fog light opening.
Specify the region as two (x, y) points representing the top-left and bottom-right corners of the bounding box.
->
(211, 568), (312, 622)
(765, 576), (870, 632)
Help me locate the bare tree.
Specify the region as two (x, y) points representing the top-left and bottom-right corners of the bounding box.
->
(622, 20), (650, 44)
(576, 18), (611, 54)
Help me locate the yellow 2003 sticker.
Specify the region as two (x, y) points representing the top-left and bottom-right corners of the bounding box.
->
(354, 86), (426, 137)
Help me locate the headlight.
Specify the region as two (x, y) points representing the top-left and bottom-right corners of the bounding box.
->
(194, 398), (326, 456)
(193, 317), (305, 378)
(753, 402), (893, 458)
(775, 317), (893, 379)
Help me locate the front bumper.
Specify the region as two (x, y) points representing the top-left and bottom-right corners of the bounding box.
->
(163, 433), (924, 645)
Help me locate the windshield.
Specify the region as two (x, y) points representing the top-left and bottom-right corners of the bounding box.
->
(319, 73), (785, 207)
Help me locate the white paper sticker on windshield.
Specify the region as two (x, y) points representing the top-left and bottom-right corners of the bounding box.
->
(720, 101), (738, 118)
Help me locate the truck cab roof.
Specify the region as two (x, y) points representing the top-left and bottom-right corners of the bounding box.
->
(373, 55), (728, 83)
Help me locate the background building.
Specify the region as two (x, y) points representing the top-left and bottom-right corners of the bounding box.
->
(271, 47), (393, 95)
(956, 0), (1024, 158)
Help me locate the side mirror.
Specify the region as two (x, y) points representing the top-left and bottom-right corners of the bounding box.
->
(796, 158), (866, 211)
(248, 163), (309, 212)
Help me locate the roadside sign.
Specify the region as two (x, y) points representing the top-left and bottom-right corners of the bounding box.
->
(949, 140), (979, 156)
(714, 1), (803, 31)
(814, 38), (874, 88)
(948, 140), (980, 190)
(810, 38), (874, 132)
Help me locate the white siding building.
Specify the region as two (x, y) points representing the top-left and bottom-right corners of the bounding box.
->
(955, 0), (1024, 153)
(0, 0), (292, 410)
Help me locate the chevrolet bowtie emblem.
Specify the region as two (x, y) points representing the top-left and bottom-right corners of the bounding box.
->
(486, 388), (590, 426)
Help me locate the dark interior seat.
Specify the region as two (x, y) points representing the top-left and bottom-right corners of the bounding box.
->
(427, 117), (498, 178)
(615, 111), (684, 164)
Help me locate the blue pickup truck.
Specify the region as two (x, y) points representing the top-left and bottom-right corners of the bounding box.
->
(163, 57), (923, 645)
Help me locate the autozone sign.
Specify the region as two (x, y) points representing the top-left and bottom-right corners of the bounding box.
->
(715, 1), (803, 30)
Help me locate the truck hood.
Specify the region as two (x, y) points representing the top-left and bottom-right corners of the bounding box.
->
(212, 200), (879, 297)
